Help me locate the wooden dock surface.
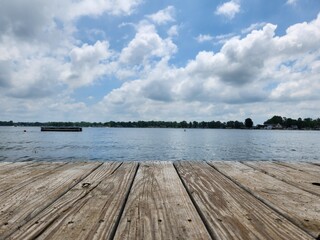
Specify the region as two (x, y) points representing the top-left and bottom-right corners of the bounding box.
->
(0, 161), (319, 240)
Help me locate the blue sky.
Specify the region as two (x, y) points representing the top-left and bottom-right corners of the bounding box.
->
(1, 0), (320, 124)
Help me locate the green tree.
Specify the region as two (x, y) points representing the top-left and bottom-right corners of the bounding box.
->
(234, 121), (244, 129)
(179, 121), (188, 128)
(264, 116), (283, 125)
(226, 121), (235, 128)
(245, 118), (253, 128)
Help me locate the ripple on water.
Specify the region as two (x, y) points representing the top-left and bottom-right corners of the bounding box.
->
(1, 127), (320, 162)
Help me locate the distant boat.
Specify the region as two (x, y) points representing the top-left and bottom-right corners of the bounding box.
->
(41, 127), (82, 132)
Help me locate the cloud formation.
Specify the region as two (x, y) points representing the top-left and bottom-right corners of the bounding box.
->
(215, 0), (240, 19)
(63, 41), (112, 87)
(119, 23), (177, 65)
(1, 1), (320, 123)
(147, 6), (175, 25)
(196, 34), (214, 43)
(99, 14), (320, 121)
(286, 0), (298, 6)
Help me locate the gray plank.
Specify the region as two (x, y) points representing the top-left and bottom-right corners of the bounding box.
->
(114, 162), (211, 240)
(244, 161), (320, 196)
(210, 161), (320, 238)
(176, 161), (312, 240)
(10, 162), (137, 240)
(0, 162), (100, 239)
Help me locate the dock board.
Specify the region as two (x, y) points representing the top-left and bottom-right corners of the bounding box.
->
(10, 162), (137, 240)
(114, 162), (211, 240)
(243, 161), (320, 196)
(175, 161), (312, 240)
(210, 161), (320, 238)
(0, 162), (100, 239)
(0, 161), (319, 239)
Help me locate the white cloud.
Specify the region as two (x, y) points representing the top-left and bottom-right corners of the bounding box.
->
(119, 22), (177, 66)
(0, 0), (144, 96)
(286, 0), (298, 6)
(196, 33), (236, 44)
(1, 1), (320, 123)
(214, 33), (237, 44)
(215, 0), (240, 19)
(62, 41), (113, 87)
(0, 0), (145, 121)
(0, 0), (142, 41)
(241, 22), (267, 34)
(97, 14), (320, 122)
(147, 6), (175, 25)
(196, 34), (214, 43)
(60, 0), (143, 20)
(167, 25), (179, 37)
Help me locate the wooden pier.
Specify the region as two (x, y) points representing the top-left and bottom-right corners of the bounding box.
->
(0, 161), (319, 239)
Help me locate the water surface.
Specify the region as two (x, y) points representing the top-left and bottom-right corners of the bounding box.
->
(0, 127), (319, 162)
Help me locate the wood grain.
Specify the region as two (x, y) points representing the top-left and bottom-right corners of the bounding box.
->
(9, 162), (138, 240)
(243, 161), (320, 196)
(175, 161), (313, 240)
(210, 161), (320, 238)
(0, 162), (67, 194)
(0, 162), (15, 168)
(0, 162), (38, 180)
(114, 162), (211, 240)
(275, 161), (320, 177)
(0, 162), (100, 239)
(1, 161), (319, 239)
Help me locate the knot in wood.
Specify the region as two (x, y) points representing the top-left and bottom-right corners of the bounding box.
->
(82, 183), (91, 188)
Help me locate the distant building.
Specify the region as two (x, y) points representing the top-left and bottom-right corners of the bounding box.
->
(264, 124), (273, 130)
(274, 123), (283, 129)
(263, 123), (283, 130)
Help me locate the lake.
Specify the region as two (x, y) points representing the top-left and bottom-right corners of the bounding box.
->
(0, 126), (319, 162)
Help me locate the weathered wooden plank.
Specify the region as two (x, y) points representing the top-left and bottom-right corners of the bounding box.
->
(0, 162), (100, 239)
(114, 162), (211, 240)
(9, 162), (137, 240)
(243, 161), (320, 196)
(175, 161), (313, 240)
(275, 161), (320, 177)
(0, 162), (67, 194)
(0, 161), (31, 169)
(0, 162), (14, 167)
(0, 162), (37, 179)
(210, 161), (320, 238)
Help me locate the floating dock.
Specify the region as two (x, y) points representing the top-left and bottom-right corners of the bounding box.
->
(41, 127), (82, 132)
(0, 161), (319, 239)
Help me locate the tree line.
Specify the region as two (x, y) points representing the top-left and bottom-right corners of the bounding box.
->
(1, 116), (319, 129)
(0, 120), (240, 128)
(263, 116), (320, 129)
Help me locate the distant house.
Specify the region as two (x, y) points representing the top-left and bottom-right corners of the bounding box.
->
(264, 124), (273, 130)
(274, 123), (283, 129)
(264, 123), (283, 130)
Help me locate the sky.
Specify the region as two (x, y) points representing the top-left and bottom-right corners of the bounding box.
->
(1, 0), (320, 124)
